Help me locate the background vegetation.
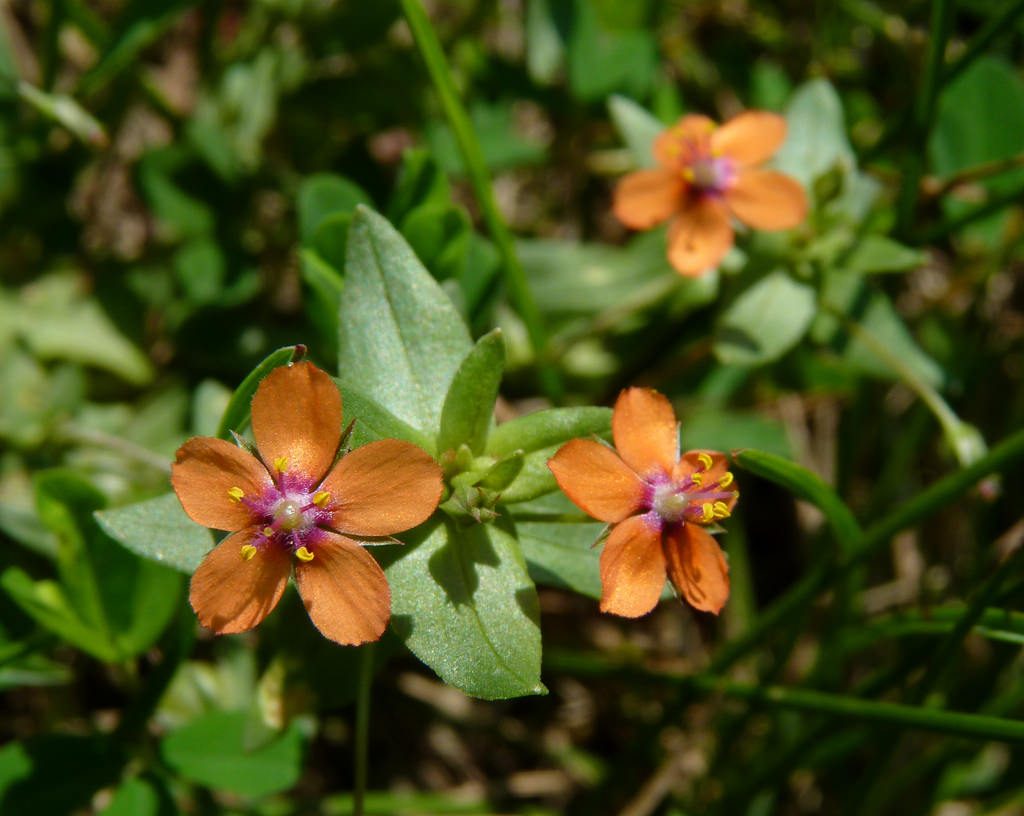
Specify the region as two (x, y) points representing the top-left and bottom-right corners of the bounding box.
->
(1, 0), (1023, 814)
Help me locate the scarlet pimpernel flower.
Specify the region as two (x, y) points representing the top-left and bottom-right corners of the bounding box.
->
(171, 362), (442, 645)
(613, 111), (807, 276)
(548, 388), (738, 617)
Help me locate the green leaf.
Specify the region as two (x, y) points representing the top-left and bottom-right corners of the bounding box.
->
(437, 330), (505, 455)
(513, 494), (605, 599)
(3, 273), (153, 385)
(526, 0), (565, 85)
(297, 173), (372, 243)
(174, 239), (226, 305)
(216, 345), (304, 439)
(842, 235), (926, 275)
(680, 407), (793, 459)
(773, 79), (855, 190)
(382, 520), (544, 699)
(714, 271), (816, 367)
(161, 711), (304, 798)
(95, 492), (213, 575)
(487, 407), (612, 503)
(338, 206), (472, 434)
(817, 271), (944, 388)
(340, 386), (436, 453)
(566, 0), (657, 102)
(99, 777), (171, 816)
(608, 94), (665, 167)
(387, 148), (451, 224)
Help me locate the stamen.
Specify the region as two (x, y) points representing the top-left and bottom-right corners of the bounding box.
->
(295, 546), (314, 562)
(690, 472), (704, 487)
(240, 544), (257, 561)
(713, 501), (730, 519)
(701, 503), (715, 522)
(313, 491), (331, 507)
(274, 456), (289, 472)
(227, 486), (245, 502)
(263, 526), (274, 538)
(718, 472), (734, 488)
(697, 453), (714, 471)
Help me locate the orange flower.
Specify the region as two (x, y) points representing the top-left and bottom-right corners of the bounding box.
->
(613, 111), (807, 276)
(171, 362), (442, 645)
(548, 388), (738, 617)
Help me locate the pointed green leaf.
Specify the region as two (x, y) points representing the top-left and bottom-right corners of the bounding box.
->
(437, 329), (505, 455)
(774, 79), (855, 189)
(216, 345), (304, 439)
(161, 711), (304, 798)
(382, 520), (544, 699)
(297, 173), (371, 242)
(608, 94), (665, 167)
(842, 235), (926, 275)
(339, 206), (473, 434)
(96, 492), (214, 575)
(714, 271), (816, 367)
(341, 386), (435, 453)
(488, 406), (611, 503)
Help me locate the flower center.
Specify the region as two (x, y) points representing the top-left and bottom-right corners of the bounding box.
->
(651, 481), (689, 522)
(686, 156), (734, 194)
(273, 499), (305, 532)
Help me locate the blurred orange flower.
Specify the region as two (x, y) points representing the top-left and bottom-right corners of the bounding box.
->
(548, 388), (738, 617)
(613, 111), (807, 276)
(171, 362), (442, 645)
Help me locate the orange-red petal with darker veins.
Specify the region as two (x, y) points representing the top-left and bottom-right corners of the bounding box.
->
(251, 362), (342, 484)
(171, 437), (273, 531)
(294, 533), (390, 646)
(653, 114), (717, 167)
(666, 198), (734, 276)
(726, 169), (808, 231)
(612, 388), (679, 478)
(189, 529), (292, 634)
(664, 524), (730, 614)
(711, 111), (787, 167)
(612, 169), (682, 230)
(322, 439), (442, 537)
(548, 439), (645, 524)
(599, 514), (666, 618)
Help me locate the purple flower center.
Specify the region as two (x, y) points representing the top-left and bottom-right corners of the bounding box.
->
(686, 156), (735, 195)
(238, 470), (336, 559)
(642, 459), (737, 528)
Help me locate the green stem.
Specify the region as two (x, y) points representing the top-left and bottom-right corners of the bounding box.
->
(399, 0), (562, 402)
(919, 177), (1024, 243)
(545, 652), (1024, 742)
(943, 0), (1024, 85)
(353, 644), (375, 816)
(896, 0), (956, 236)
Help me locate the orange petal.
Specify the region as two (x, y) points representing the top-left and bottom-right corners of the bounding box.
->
(653, 114), (717, 167)
(295, 533), (390, 646)
(726, 169), (808, 230)
(251, 362), (342, 484)
(666, 198), (733, 276)
(548, 439), (645, 523)
(612, 388), (678, 478)
(171, 437), (272, 531)
(613, 169), (682, 229)
(189, 529), (292, 634)
(664, 524), (729, 614)
(321, 439), (442, 537)
(711, 111), (787, 167)
(599, 514), (666, 618)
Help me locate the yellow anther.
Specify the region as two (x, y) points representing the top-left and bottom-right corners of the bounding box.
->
(294, 546), (315, 562)
(713, 501), (730, 519)
(274, 456), (289, 472)
(682, 167), (695, 182)
(718, 471), (734, 488)
(240, 544), (257, 561)
(701, 503), (715, 522)
(227, 486), (245, 502)
(690, 472), (704, 487)
(313, 491), (331, 507)
(696, 452), (714, 471)
(263, 527), (274, 538)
